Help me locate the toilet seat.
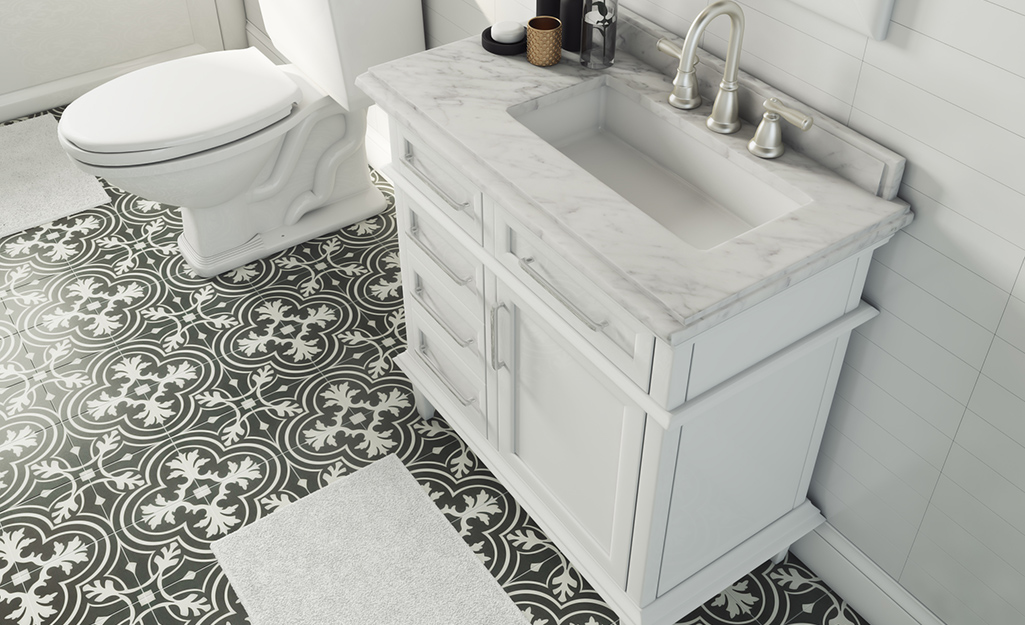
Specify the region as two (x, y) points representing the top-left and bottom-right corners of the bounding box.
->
(58, 48), (302, 168)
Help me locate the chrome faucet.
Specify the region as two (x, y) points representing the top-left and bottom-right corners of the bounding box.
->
(656, 0), (745, 134)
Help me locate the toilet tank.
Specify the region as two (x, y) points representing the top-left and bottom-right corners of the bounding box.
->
(257, 0), (425, 111)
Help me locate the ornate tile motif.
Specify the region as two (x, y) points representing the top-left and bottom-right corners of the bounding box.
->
(0, 118), (869, 625)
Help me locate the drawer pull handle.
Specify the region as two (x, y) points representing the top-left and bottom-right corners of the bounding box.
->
(490, 303), (509, 371)
(519, 257), (609, 333)
(416, 341), (478, 409)
(403, 145), (473, 215)
(408, 224), (473, 286)
(413, 285), (474, 348)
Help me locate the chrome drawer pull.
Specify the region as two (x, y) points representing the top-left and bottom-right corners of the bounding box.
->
(413, 285), (474, 348)
(416, 342), (477, 408)
(490, 303), (508, 371)
(403, 145), (473, 215)
(408, 224), (473, 286)
(518, 257), (609, 332)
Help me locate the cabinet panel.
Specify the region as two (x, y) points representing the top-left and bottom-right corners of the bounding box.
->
(657, 339), (839, 595)
(493, 278), (644, 585)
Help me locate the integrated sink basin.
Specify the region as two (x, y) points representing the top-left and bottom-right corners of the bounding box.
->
(509, 78), (809, 250)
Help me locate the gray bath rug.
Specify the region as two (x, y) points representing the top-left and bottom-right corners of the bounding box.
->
(0, 114), (109, 237)
(211, 454), (528, 625)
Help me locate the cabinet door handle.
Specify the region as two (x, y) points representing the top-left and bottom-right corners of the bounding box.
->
(518, 257), (609, 332)
(412, 285), (474, 348)
(403, 145), (473, 215)
(408, 224), (473, 286)
(490, 303), (508, 370)
(416, 341), (478, 408)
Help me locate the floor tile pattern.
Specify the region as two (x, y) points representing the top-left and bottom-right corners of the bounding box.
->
(0, 109), (870, 625)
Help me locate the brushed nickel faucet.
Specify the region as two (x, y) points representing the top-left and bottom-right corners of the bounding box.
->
(656, 0), (745, 134)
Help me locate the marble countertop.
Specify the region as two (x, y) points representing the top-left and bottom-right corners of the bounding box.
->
(356, 17), (912, 343)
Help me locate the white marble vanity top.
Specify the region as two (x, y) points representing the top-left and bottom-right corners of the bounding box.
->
(356, 13), (912, 343)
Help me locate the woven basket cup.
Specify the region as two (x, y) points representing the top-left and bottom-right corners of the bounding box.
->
(527, 16), (562, 67)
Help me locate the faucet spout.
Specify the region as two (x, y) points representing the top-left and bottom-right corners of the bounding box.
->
(657, 0), (745, 134)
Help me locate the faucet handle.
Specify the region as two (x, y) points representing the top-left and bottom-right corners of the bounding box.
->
(748, 98), (813, 158)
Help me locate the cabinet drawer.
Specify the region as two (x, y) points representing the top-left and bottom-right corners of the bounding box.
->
(406, 306), (487, 437)
(496, 209), (655, 391)
(398, 190), (485, 320)
(407, 273), (486, 377)
(392, 128), (483, 243)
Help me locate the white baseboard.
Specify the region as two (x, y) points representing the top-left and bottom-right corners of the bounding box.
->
(791, 523), (945, 625)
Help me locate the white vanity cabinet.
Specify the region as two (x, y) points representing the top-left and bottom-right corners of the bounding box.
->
(388, 122), (882, 625)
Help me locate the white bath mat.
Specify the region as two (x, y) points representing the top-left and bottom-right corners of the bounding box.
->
(211, 454), (528, 625)
(0, 114), (109, 237)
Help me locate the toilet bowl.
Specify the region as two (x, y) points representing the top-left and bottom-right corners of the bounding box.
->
(56, 0), (425, 277)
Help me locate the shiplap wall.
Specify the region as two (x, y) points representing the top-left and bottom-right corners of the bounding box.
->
(423, 1), (1025, 623)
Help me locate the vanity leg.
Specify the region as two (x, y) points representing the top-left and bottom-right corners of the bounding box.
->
(412, 385), (435, 421)
(771, 547), (790, 565)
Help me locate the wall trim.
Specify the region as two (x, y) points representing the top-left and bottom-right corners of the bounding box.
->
(791, 523), (945, 625)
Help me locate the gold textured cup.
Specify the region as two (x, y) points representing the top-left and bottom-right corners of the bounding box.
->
(527, 16), (562, 67)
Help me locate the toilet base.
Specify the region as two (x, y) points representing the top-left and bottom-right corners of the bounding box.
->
(178, 184), (387, 277)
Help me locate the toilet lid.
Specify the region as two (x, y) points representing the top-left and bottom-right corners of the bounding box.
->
(60, 48), (301, 164)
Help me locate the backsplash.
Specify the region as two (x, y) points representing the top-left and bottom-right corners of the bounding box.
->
(421, 1), (1025, 624)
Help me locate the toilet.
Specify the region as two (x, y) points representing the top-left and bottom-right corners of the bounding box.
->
(57, 0), (424, 277)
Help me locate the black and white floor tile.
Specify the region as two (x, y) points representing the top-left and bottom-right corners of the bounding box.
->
(0, 108), (870, 625)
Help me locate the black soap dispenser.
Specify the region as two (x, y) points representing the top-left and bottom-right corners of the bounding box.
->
(536, 0), (559, 18)
(560, 0), (583, 51)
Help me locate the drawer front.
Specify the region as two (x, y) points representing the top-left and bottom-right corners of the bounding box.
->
(406, 306), (487, 437)
(393, 128), (483, 243)
(407, 269), (486, 377)
(496, 209), (655, 391)
(398, 190), (485, 320)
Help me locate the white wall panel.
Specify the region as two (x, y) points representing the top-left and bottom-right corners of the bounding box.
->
(872, 231), (1009, 332)
(899, 186), (1025, 293)
(890, 0), (1025, 78)
(844, 333), (965, 438)
(808, 464), (915, 578)
(851, 111), (1025, 251)
(818, 421), (929, 528)
(930, 477), (1025, 580)
(863, 262), (992, 368)
(981, 339), (1025, 403)
(855, 66), (1025, 198)
(864, 23), (1025, 139)
(834, 367), (951, 471)
(903, 531), (1023, 625)
(733, 0), (868, 57)
(943, 444), (1025, 534)
(968, 374), (1025, 449)
(997, 295), (1025, 353)
(956, 410), (1025, 493)
(855, 308), (978, 405)
(1015, 271), (1025, 303)
(827, 397), (940, 499)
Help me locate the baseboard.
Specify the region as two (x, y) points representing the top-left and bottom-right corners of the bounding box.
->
(791, 523), (945, 625)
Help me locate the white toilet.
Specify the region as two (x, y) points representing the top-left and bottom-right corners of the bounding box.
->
(57, 0), (424, 277)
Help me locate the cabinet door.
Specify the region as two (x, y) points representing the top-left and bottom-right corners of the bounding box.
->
(491, 278), (644, 586)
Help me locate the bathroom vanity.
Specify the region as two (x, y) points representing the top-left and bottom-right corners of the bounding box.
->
(356, 10), (911, 625)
